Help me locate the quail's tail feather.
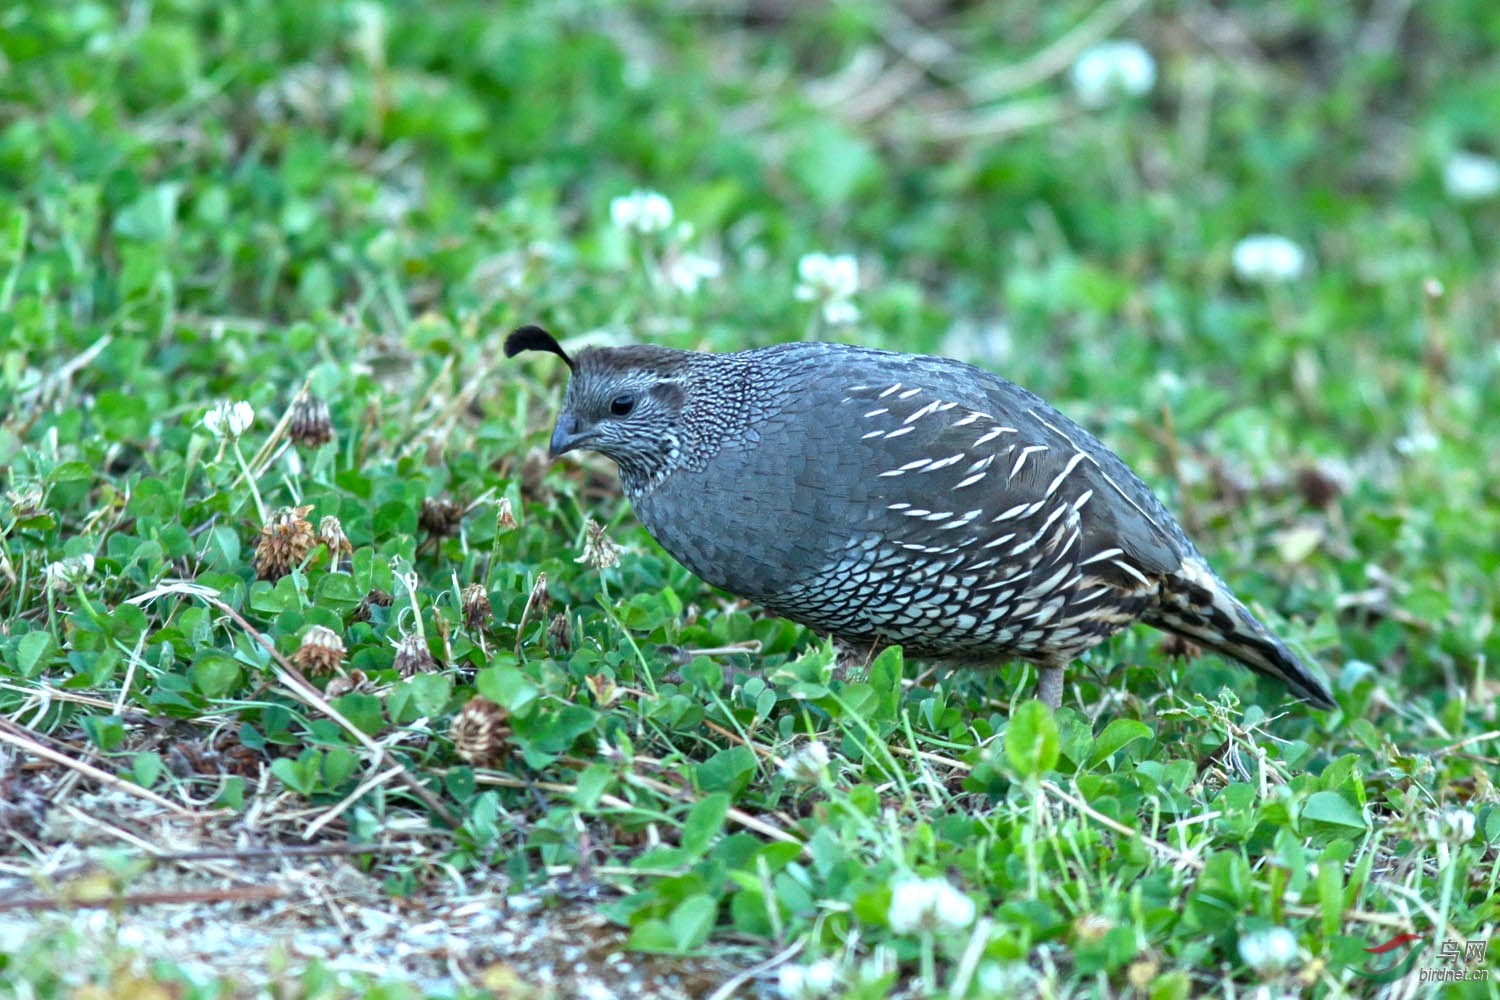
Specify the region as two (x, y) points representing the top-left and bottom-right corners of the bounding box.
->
(1145, 562), (1336, 710)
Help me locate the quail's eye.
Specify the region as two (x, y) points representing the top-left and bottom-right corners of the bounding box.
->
(609, 394), (635, 417)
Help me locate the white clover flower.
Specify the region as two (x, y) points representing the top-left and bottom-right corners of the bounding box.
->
(664, 251), (722, 294)
(1232, 234), (1307, 284)
(8, 484), (44, 517)
(610, 189), (673, 235)
(1146, 369), (1185, 409)
(887, 878), (931, 934)
(1152, 370), (1184, 396)
(1442, 150), (1500, 202)
(932, 881), (977, 929)
(887, 876), (976, 935)
(575, 518), (621, 570)
(1426, 808), (1476, 844)
(796, 253), (859, 301)
(203, 400), (255, 439)
(820, 299), (860, 326)
(802, 959), (838, 995)
(777, 958), (838, 999)
(44, 553), (95, 591)
(795, 253), (860, 325)
(777, 740), (831, 785)
(1394, 420), (1439, 457)
(347, 1), (389, 67)
(1070, 40), (1156, 108)
(496, 496), (517, 531)
(1238, 927), (1299, 979)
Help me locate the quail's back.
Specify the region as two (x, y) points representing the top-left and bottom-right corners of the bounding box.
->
(507, 328), (1334, 710)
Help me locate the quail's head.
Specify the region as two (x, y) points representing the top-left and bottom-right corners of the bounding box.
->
(505, 325), (688, 488)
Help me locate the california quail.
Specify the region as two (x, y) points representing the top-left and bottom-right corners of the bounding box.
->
(505, 326), (1335, 711)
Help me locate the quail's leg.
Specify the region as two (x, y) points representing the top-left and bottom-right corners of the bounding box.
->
(1037, 662), (1064, 709)
(832, 637), (880, 680)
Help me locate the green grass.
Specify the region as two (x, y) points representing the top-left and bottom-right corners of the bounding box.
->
(2, 1), (1499, 997)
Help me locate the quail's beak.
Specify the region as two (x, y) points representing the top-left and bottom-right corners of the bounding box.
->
(548, 413), (586, 458)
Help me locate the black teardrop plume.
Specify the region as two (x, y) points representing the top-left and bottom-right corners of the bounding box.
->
(504, 325), (574, 370)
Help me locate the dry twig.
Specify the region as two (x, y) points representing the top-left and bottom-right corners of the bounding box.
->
(0, 718), (205, 820)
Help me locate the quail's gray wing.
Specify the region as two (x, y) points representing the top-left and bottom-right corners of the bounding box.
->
(718, 355), (1182, 660)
